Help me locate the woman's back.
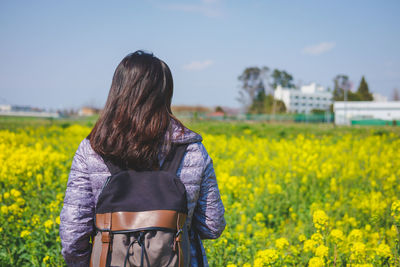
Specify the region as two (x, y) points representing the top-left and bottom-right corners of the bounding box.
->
(60, 118), (226, 266)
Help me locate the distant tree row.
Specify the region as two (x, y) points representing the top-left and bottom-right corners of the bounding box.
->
(237, 67), (291, 114)
(333, 75), (373, 101)
(238, 66), (380, 114)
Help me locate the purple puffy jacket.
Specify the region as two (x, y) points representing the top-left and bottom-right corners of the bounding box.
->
(59, 120), (226, 266)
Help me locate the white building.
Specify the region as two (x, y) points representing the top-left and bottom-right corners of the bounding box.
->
(274, 83), (333, 114)
(0, 104), (59, 118)
(372, 93), (388, 102)
(0, 104), (12, 112)
(334, 101), (400, 125)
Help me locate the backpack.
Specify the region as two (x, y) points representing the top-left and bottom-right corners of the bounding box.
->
(90, 144), (190, 267)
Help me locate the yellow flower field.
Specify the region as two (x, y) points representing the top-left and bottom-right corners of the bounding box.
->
(0, 124), (399, 266)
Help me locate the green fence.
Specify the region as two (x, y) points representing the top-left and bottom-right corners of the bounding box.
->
(177, 113), (334, 123)
(351, 119), (400, 126)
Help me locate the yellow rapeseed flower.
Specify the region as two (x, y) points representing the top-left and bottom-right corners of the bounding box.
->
(304, 239), (317, 253)
(43, 255), (50, 263)
(350, 242), (366, 262)
(10, 189), (21, 198)
(254, 249), (279, 266)
(254, 212), (265, 223)
(308, 257), (324, 267)
(275, 237), (289, 250)
(20, 230), (31, 238)
(330, 229), (344, 244)
(348, 229), (363, 243)
(311, 233), (323, 245)
(376, 243), (391, 258)
(315, 245), (329, 258)
(44, 219), (53, 229)
(313, 210), (329, 231)
(391, 200), (400, 224)
(1, 205), (8, 214)
(298, 234), (306, 242)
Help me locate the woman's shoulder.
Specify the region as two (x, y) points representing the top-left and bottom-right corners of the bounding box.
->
(75, 138), (95, 158)
(186, 142), (209, 161)
(75, 138), (109, 173)
(169, 119), (202, 145)
(77, 138), (102, 156)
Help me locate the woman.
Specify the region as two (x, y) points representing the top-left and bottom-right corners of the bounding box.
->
(59, 51), (226, 266)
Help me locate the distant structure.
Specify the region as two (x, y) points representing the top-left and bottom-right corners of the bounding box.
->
(372, 93), (388, 102)
(171, 105), (210, 114)
(0, 104), (59, 118)
(0, 104), (11, 112)
(274, 82), (333, 114)
(334, 101), (400, 125)
(78, 106), (101, 116)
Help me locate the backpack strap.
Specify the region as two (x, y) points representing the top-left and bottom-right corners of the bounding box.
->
(162, 144), (189, 174)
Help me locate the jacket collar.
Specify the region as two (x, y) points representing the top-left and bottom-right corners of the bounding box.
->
(169, 118), (202, 144)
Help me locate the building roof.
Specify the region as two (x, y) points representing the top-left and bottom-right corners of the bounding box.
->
(334, 101), (400, 109)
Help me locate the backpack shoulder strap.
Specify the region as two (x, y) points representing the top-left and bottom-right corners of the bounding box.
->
(162, 144), (189, 174)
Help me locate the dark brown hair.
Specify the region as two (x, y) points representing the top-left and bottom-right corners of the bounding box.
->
(89, 51), (182, 171)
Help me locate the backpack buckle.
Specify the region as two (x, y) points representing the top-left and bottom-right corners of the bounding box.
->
(175, 228), (183, 237)
(101, 231), (112, 243)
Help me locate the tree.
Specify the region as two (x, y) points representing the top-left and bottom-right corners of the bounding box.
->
(356, 76), (373, 101)
(333, 75), (349, 101)
(271, 69), (295, 89)
(238, 66), (291, 114)
(249, 91), (286, 114)
(249, 90), (267, 114)
(332, 75), (360, 101)
(215, 106), (224, 113)
(392, 88), (400, 101)
(237, 66), (270, 110)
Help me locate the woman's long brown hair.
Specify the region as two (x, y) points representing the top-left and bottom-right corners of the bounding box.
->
(89, 51), (182, 171)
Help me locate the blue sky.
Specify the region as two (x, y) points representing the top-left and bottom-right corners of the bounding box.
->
(0, 0), (399, 110)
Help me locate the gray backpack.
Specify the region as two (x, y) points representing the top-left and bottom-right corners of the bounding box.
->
(90, 144), (190, 267)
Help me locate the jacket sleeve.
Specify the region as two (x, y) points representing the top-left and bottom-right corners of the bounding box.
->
(59, 139), (95, 267)
(192, 143), (226, 239)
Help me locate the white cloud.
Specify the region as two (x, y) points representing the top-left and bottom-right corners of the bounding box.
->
(183, 60), (214, 71)
(302, 42), (336, 55)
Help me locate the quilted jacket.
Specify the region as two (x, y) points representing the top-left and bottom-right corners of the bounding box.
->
(59, 120), (226, 266)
